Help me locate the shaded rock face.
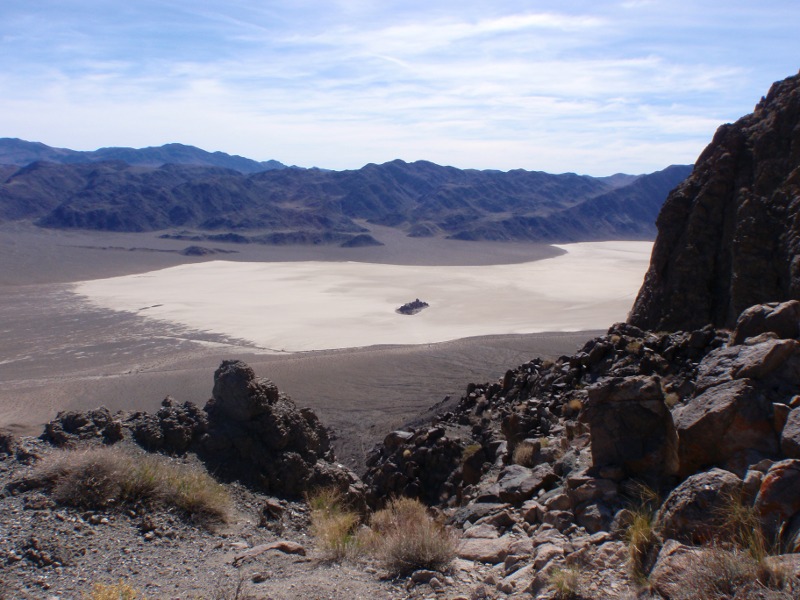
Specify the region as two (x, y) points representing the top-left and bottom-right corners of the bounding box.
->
(656, 468), (743, 545)
(201, 360), (353, 498)
(629, 72), (800, 331)
(674, 379), (777, 477)
(584, 375), (678, 484)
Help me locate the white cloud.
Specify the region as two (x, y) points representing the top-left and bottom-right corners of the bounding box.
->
(0, 0), (798, 173)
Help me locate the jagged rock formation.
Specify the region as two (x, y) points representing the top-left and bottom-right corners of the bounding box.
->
(629, 72), (800, 330)
(42, 360), (363, 501)
(363, 301), (800, 595)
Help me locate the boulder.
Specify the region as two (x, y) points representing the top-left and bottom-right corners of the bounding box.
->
(731, 300), (800, 345)
(131, 397), (208, 453)
(649, 540), (707, 599)
(674, 378), (778, 476)
(754, 459), (800, 548)
(781, 407), (800, 458)
(494, 464), (558, 504)
(584, 376), (678, 483)
(656, 468), (743, 544)
(0, 430), (18, 459)
(43, 406), (124, 446)
(457, 535), (518, 563)
(695, 338), (800, 395)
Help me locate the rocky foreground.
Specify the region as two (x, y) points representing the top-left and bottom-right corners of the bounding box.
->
(3, 300), (800, 598)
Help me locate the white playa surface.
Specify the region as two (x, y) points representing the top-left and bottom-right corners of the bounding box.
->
(75, 241), (653, 352)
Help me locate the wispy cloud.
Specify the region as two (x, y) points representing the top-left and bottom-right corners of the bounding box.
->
(0, 0), (798, 174)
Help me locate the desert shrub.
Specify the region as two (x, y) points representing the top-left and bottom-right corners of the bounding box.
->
(84, 580), (145, 600)
(30, 447), (230, 527)
(566, 398), (584, 412)
(668, 546), (761, 600)
(308, 487), (362, 560)
(370, 496), (457, 576)
(512, 440), (537, 467)
(461, 443), (482, 463)
(663, 392), (681, 409)
(713, 493), (768, 561)
(624, 484), (660, 579)
(547, 566), (582, 599)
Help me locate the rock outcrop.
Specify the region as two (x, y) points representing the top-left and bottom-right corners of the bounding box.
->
(629, 71), (800, 331)
(362, 300), (800, 594)
(202, 360), (361, 500)
(41, 360), (363, 502)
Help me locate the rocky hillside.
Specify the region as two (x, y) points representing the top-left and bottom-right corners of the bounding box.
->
(629, 71), (800, 331)
(4, 303), (800, 598)
(0, 143), (691, 243)
(363, 301), (800, 597)
(0, 138), (287, 173)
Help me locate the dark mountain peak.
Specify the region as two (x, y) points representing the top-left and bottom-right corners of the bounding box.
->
(0, 139), (691, 244)
(629, 71), (800, 330)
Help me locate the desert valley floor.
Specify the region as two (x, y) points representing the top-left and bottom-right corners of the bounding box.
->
(0, 223), (650, 468)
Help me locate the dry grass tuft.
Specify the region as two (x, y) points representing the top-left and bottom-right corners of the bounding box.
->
(512, 440), (537, 467)
(668, 546), (763, 600)
(308, 487), (362, 560)
(624, 484), (661, 579)
(30, 446), (230, 528)
(714, 493), (768, 561)
(370, 497), (458, 576)
(547, 565), (582, 599)
(84, 580), (145, 600)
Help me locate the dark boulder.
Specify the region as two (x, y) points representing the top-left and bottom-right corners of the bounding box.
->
(656, 468), (743, 544)
(130, 396), (208, 453)
(731, 300), (800, 345)
(584, 375), (678, 484)
(674, 379), (778, 477)
(43, 407), (124, 446)
(754, 459), (800, 549)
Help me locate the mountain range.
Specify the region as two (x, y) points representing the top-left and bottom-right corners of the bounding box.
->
(0, 138), (692, 244)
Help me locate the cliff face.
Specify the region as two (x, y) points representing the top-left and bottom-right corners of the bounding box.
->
(629, 72), (800, 331)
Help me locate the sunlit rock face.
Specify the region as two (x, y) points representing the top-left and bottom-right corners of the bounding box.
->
(629, 71), (800, 331)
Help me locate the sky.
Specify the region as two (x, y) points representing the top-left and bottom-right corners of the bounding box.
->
(1, 1), (798, 175)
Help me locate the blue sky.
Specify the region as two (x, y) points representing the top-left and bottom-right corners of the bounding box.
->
(1, 1), (798, 174)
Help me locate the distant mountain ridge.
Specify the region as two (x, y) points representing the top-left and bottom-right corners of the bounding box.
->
(0, 138), (692, 244)
(0, 138), (287, 174)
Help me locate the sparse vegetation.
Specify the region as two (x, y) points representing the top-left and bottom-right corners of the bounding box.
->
(624, 485), (660, 579)
(308, 487), (362, 560)
(308, 491), (457, 574)
(547, 565), (582, 599)
(369, 496), (457, 576)
(714, 493), (768, 561)
(84, 580), (145, 600)
(29, 446), (231, 527)
(512, 439), (537, 467)
(461, 443), (483, 463)
(668, 546), (769, 600)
